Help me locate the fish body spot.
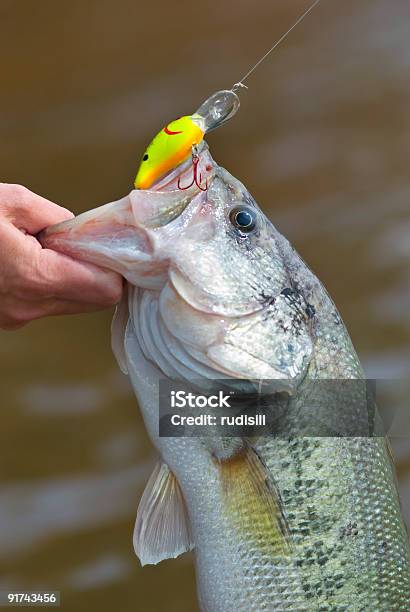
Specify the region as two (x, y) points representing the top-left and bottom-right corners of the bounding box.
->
(306, 303), (316, 318)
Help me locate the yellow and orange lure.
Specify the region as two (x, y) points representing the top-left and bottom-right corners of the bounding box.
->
(134, 115), (205, 190)
(134, 90), (240, 190)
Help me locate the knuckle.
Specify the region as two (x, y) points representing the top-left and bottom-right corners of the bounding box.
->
(1, 309), (30, 329)
(18, 254), (53, 299)
(1, 292), (44, 326)
(7, 183), (29, 203)
(0, 184), (31, 217)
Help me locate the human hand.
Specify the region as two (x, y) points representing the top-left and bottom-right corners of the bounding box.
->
(0, 184), (123, 330)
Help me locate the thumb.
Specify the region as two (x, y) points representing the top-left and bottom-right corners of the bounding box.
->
(0, 184), (74, 234)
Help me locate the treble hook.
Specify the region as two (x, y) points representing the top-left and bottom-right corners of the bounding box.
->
(178, 147), (208, 192)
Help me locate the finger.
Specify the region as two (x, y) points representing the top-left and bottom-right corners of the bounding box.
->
(34, 248), (123, 306)
(0, 297), (118, 330)
(0, 183), (74, 233)
(0, 222), (123, 307)
(42, 298), (119, 317)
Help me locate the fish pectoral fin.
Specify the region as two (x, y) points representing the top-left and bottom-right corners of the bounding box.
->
(218, 444), (291, 556)
(111, 283), (129, 375)
(133, 461), (194, 566)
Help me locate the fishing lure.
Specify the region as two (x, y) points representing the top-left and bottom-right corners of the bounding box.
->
(134, 0), (321, 192)
(134, 89), (240, 190)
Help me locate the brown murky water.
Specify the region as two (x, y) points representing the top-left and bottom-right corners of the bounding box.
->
(1, 1), (410, 610)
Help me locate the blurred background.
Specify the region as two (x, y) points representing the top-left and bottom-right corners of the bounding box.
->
(1, 0), (410, 610)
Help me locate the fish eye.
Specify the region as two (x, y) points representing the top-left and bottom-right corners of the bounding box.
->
(229, 206), (257, 233)
(143, 154), (149, 161)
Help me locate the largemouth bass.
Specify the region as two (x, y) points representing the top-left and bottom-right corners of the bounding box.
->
(40, 140), (410, 610)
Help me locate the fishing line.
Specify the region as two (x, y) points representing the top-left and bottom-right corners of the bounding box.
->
(135, 2), (322, 192)
(232, 0), (321, 92)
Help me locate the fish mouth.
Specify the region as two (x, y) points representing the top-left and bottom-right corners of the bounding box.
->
(39, 195), (157, 283)
(39, 146), (215, 286)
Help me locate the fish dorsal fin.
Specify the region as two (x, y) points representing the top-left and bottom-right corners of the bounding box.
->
(133, 461), (194, 566)
(218, 444), (290, 556)
(111, 283), (129, 375)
